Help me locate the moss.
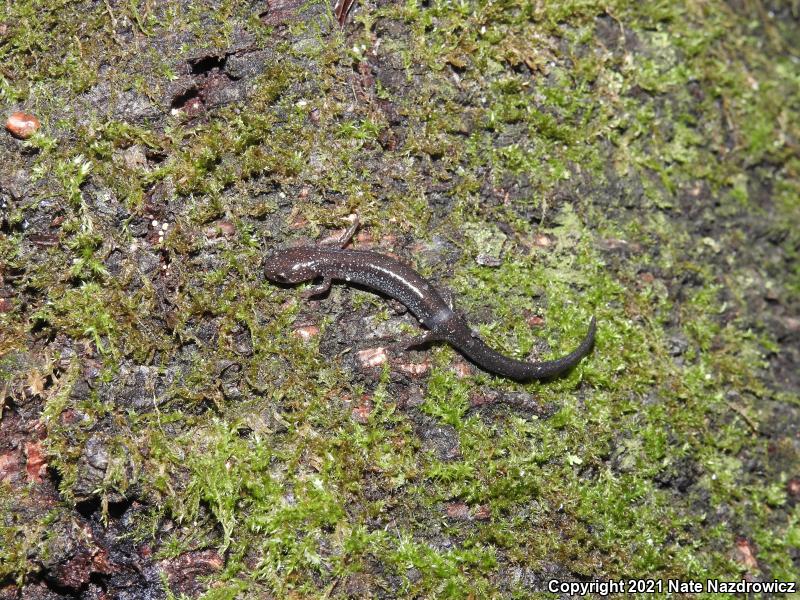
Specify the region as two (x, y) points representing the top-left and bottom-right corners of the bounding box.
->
(1, 0), (799, 595)
(0, 486), (41, 585)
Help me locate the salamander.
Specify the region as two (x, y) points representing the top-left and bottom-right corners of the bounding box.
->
(264, 220), (595, 381)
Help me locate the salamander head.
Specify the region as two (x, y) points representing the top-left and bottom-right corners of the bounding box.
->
(264, 247), (320, 284)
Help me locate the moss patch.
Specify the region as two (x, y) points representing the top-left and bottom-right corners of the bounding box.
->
(1, 0), (798, 597)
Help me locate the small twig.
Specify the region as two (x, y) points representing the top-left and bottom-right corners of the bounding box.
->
(0, 384), (7, 422)
(333, 0), (357, 27)
(728, 401), (758, 433)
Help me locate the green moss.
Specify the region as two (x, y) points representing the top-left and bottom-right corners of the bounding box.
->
(1, 0), (799, 595)
(0, 487), (41, 585)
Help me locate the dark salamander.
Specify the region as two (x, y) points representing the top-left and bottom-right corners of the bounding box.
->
(264, 221), (595, 381)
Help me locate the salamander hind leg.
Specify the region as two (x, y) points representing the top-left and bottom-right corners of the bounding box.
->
(401, 330), (443, 350)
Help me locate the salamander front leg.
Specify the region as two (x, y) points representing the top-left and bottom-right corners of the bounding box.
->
(302, 277), (333, 297)
(337, 214), (360, 248)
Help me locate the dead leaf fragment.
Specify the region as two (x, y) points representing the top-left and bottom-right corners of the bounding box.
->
(25, 441), (47, 484)
(732, 537), (759, 571)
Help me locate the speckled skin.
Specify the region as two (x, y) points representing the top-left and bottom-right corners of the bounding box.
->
(264, 246), (595, 381)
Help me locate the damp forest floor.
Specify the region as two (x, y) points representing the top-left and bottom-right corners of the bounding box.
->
(1, 0), (799, 598)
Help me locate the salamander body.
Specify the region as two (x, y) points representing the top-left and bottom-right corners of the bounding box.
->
(264, 244), (595, 381)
